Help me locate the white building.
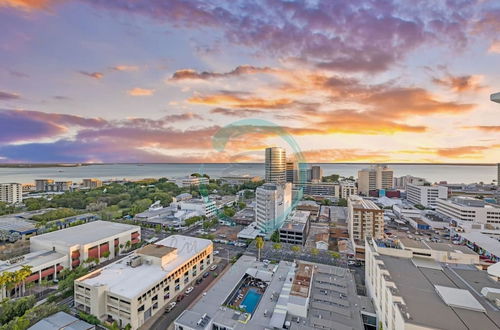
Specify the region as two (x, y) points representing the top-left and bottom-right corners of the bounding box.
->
(406, 183), (448, 208)
(176, 198), (217, 218)
(348, 195), (384, 247)
(339, 180), (357, 199)
(176, 176), (209, 188)
(436, 196), (500, 228)
(265, 147), (286, 183)
(393, 175), (428, 189)
(75, 235), (213, 330)
(357, 165), (393, 195)
(255, 183), (292, 234)
(30, 221), (140, 269)
(364, 239), (498, 330)
(0, 183), (22, 204)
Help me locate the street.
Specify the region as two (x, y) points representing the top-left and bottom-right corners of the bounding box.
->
(146, 259), (228, 330)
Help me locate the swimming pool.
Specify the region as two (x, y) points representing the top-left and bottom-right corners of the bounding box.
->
(239, 289), (262, 314)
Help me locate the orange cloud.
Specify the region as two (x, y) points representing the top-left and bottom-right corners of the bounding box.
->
(78, 71), (103, 79)
(0, 0), (55, 10)
(112, 65), (139, 72)
(296, 148), (391, 162)
(462, 126), (500, 132)
(432, 74), (485, 92)
(188, 94), (293, 109)
(489, 41), (500, 54)
(170, 65), (277, 80)
(127, 87), (155, 96)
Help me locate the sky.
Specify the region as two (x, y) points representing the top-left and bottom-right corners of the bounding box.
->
(0, 0), (499, 164)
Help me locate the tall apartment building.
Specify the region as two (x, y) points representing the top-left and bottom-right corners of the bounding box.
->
(347, 195), (384, 246)
(393, 175), (428, 189)
(285, 161), (297, 183)
(82, 178), (103, 189)
(255, 182), (291, 234)
(35, 179), (54, 192)
(340, 180), (357, 199)
(75, 235), (213, 329)
(265, 147), (286, 183)
(0, 183), (22, 204)
(357, 165), (393, 195)
(436, 196), (500, 228)
(310, 165), (323, 182)
(406, 183), (448, 208)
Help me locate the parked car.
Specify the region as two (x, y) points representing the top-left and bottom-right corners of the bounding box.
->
(176, 294), (185, 302)
(347, 260), (357, 266)
(203, 272), (210, 278)
(196, 278), (203, 285)
(209, 264), (218, 271)
(165, 302), (176, 313)
(185, 286), (194, 294)
(214, 250), (220, 255)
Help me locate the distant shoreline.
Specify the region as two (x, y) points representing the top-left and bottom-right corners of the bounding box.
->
(0, 162), (496, 168)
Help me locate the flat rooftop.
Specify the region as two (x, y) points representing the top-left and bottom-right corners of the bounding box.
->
(136, 244), (176, 258)
(398, 237), (477, 255)
(30, 221), (139, 247)
(77, 235), (211, 299)
(0, 216), (36, 233)
(458, 231), (500, 257)
(379, 254), (500, 329)
(349, 196), (381, 211)
(0, 250), (66, 273)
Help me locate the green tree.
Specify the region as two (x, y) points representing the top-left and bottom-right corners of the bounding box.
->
(272, 243), (282, 250)
(291, 245), (301, 253)
(255, 237), (264, 261)
(270, 230), (280, 243)
(311, 248), (319, 256)
(337, 198), (347, 207)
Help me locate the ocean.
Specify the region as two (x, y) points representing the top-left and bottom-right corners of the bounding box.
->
(0, 163), (496, 185)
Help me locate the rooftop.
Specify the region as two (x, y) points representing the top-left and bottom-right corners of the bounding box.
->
(30, 221), (139, 247)
(349, 195), (381, 211)
(28, 311), (94, 330)
(398, 237), (477, 255)
(77, 235), (211, 299)
(0, 250), (66, 273)
(280, 210), (310, 232)
(458, 231), (500, 257)
(0, 216), (36, 234)
(136, 244), (176, 258)
(378, 254), (500, 329)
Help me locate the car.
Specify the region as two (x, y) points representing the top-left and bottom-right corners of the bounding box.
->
(347, 260), (356, 266)
(185, 286), (194, 294)
(209, 264), (218, 271)
(176, 294), (185, 302)
(165, 304), (175, 313)
(203, 272), (210, 278)
(214, 250), (220, 255)
(196, 278), (203, 285)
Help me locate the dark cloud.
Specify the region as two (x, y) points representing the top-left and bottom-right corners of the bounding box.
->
(171, 65), (276, 80)
(78, 71), (104, 79)
(0, 91), (21, 100)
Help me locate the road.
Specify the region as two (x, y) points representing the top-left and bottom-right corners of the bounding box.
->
(148, 259), (228, 330)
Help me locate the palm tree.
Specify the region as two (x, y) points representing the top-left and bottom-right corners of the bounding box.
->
(255, 237), (264, 262)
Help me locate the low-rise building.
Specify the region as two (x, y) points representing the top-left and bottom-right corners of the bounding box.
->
(365, 239), (499, 330)
(233, 207), (255, 225)
(176, 176), (209, 187)
(279, 210), (310, 245)
(82, 179), (103, 189)
(29, 311), (95, 330)
(339, 180), (357, 199)
(0, 183), (22, 204)
(75, 235), (213, 329)
(406, 183), (448, 208)
(293, 182), (339, 197)
(176, 198), (217, 218)
(437, 196), (500, 228)
(296, 200), (320, 218)
(219, 176), (261, 185)
(30, 221), (140, 269)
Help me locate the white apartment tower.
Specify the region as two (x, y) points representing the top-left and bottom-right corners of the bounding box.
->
(0, 183), (22, 204)
(255, 182), (292, 234)
(406, 183), (448, 208)
(265, 147), (286, 183)
(357, 165), (394, 195)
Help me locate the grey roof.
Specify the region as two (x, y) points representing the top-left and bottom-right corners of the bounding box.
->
(0, 216), (36, 233)
(29, 312), (94, 330)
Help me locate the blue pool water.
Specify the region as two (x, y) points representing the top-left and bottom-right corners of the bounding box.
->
(240, 289), (262, 314)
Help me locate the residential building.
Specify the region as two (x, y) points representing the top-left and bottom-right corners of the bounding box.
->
(296, 200), (320, 218)
(35, 179), (54, 192)
(28, 311), (95, 330)
(293, 182), (339, 197)
(406, 183), (448, 208)
(285, 160), (297, 183)
(393, 175), (428, 189)
(357, 165), (393, 195)
(365, 239), (499, 330)
(82, 178), (103, 189)
(436, 196), (500, 227)
(255, 182), (291, 234)
(339, 180), (357, 199)
(0, 183), (22, 204)
(265, 147), (286, 183)
(75, 235), (213, 329)
(30, 221), (140, 269)
(174, 255), (374, 330)
(176, 176), (209, 187)
(310, 165), (322, 182)
(348, 195), (384, 246)
(279, 210), (310, 245)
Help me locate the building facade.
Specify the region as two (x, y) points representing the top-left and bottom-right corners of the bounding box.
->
(339, 180), (357, 199)
(393, 175), (428, 189)
(436, 196), (500, 227)
(310, 166), (323, 182)
(279, 210), (310, 245)
(406, 184), (448, 208)
(265, 147), (286, 183)
(348, 195), (384, 246)
(82, 178), (103, 189)
(255, 183), (292, 234)
(75, 236), (213, 330)
(357, 165), (393, 195)
(0, 183), (22, 204)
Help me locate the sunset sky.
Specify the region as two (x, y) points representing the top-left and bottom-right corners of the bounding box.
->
(0, 0), (499, 163)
